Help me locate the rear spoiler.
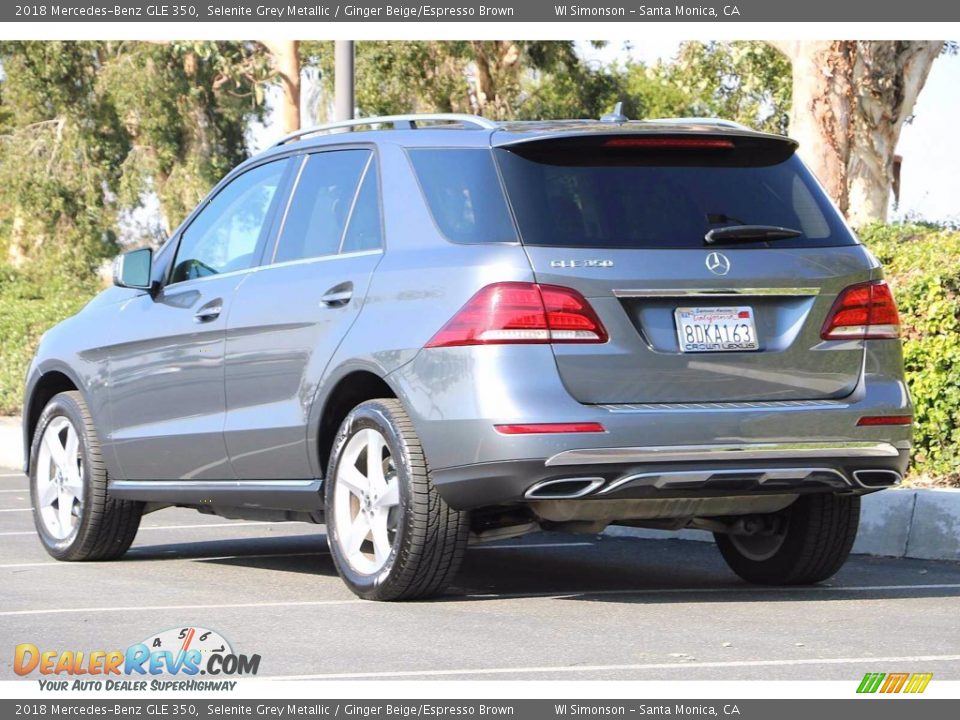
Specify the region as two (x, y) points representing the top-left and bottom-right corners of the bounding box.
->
(492, 127), (798, 167)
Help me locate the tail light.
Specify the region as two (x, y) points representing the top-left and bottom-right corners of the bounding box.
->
(820, 281), (900, 340)
(425, 282), (608, 348)
(857, 415), (912, 426)
(604, 137), (735, 149)
(494, 422), (606, 435)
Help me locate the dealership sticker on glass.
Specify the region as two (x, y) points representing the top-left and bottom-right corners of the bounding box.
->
(675, 306), (759, 352)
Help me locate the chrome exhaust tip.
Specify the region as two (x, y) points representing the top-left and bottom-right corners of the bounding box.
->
(524, 477), (605, 500)
(852, 469), (903, 488)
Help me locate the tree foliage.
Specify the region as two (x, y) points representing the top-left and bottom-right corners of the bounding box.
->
(301, 41), (605, 120)
(639, 41), (792, 133)
(860, 222), (960, 485)
(296, 40), (791, 132)
(0, 41), (272, 277)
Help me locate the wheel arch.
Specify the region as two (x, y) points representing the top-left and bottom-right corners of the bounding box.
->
(313, 368), (399, 478)
(23, 367), (84, 475)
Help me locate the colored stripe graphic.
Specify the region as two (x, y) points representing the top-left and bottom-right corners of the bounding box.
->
(857, 672), (885, 693)
(857, 671), (932, 693)
(880, 672), (909, 693)
(904, 673), (933, 694)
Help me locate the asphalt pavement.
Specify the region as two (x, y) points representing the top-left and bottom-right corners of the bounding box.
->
(1, 465), (959, 681)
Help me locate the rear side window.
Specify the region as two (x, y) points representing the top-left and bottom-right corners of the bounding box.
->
(341, 157), (383, 253)
(274, 150), (370, 263)
(408, 149), (517, 244)
(494, 136), (856, 249)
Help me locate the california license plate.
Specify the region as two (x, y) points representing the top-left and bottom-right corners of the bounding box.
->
(675, 306), (759, 352)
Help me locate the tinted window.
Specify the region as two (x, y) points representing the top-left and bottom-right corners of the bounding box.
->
(341, 158), (383, 253)
(409, 149), (517, 244)
(171, 160), (286, 284)
(495, 139), (856, 249)
(274, 150), (370, 263)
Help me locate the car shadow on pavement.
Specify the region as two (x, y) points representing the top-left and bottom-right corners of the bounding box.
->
(119, 531), (960, 604)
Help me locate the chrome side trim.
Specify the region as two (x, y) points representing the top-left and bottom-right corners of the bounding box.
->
(599, 467), (849, 495)
(110, 479), (318, 489)
(108, 479), (323, 511)
(612, 287), (820, 298)
(545, 442), (901, 467)
(523, 477), (605, 500)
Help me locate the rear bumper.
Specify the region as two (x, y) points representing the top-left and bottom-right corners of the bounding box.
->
(430, 444), (910, 510)
(388, 344), (912, 510)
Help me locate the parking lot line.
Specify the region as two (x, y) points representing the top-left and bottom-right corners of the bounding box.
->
(0, 550), (327, 569)
(0, 489), (27, 493)
(0, 520), (300, 536)
(0, 473), (24, 478)
(458, 582), (960, 601)
(0, 599), (364, 616)
(2, 582), (958, 617)
(261, 653), (960, 681)
(0, 508), (30, 512)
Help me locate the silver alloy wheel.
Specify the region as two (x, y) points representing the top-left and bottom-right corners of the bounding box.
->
(35, 416), (84, 541)
(728, 525), (788, 562)
(333, 427), (401, 574)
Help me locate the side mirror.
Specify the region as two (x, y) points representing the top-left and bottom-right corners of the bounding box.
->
(113, 248), (154, 292)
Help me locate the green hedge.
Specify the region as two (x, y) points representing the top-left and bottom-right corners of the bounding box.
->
(860, 223), (960, 485)
(0, 265), (98, 416)
(1, 223), (958, 485)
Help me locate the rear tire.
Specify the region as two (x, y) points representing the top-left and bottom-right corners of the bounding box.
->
(714, 493), (860, 585)
(324, 398), (469, 601)
(29, 391), (142, 561)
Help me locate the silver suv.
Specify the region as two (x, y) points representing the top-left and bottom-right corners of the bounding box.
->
(23, 113), (912, 600)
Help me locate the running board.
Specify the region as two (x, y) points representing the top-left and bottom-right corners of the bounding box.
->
(108, 479), (324, 511)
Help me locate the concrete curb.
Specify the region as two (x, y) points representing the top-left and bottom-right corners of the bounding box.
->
(0, 417), (21, 471)
(1, 415), (957, 561)
(606, 486), (960, 562)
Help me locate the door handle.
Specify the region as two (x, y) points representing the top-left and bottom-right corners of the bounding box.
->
(194, 299), (223, 323)
(320, 283), (353, 308)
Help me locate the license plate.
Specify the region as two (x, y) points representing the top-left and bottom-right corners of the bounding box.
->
(675, 306), (759, 352)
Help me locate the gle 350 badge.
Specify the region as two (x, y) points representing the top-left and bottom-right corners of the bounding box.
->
(14, 626), (261, 690)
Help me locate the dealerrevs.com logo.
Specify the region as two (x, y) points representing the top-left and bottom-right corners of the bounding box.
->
(15, 626), (260, 691)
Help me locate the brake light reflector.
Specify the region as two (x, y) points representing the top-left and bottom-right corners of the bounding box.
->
(820, 281), (900, 340)
(425, 282), (608, 347)
(857, 415), (913, 426)
(604, 137), (735, 149)
(494, 422), (606, 435)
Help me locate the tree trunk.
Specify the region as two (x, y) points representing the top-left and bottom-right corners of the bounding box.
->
(264, 40), (302, 133)
(773, 41), (941, 227)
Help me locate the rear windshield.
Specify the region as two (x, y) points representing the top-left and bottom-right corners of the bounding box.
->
(494, 136), (857, 249)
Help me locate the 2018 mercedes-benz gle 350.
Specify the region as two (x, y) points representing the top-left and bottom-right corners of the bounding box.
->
(23, 112), (911, 600)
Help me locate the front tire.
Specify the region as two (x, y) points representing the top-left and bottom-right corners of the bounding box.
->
(714, 493), (860, 585)
(29, 391), (142, 561)
(324, 399), (469, 601)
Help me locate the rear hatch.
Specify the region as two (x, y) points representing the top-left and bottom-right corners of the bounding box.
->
(493, 130), (875, 404)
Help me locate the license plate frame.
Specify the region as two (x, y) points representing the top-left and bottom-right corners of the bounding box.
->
(675, 306), (760, 353)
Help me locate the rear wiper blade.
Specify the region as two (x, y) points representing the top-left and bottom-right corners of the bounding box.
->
(704, 225), (803, 244)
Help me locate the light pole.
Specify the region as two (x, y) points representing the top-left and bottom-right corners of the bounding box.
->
(334, 41), (355, 121)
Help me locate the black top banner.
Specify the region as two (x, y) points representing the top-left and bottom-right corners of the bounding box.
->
(5, 0), (960, 22)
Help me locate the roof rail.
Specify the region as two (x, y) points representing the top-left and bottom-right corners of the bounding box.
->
(273, 113), (498, 147)
(645, 117), (751, 131)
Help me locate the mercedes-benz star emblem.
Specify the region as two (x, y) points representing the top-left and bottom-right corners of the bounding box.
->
(705, 251), (731, 276)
